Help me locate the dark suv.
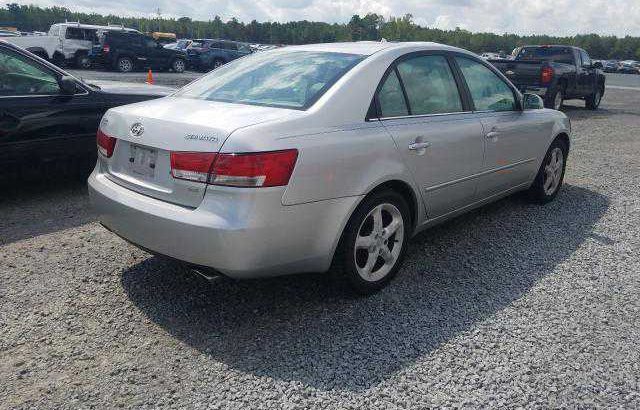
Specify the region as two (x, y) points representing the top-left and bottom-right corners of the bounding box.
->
(187, 39), (252, 71)
(95, 31), (187, 73)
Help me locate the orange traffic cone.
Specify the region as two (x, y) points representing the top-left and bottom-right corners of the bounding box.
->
(146, 69), (154, 85)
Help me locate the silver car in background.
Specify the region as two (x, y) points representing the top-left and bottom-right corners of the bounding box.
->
(88, 41), (571, 294)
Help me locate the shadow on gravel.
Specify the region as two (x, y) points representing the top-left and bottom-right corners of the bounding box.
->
(121, 184), (609, 392)
(0, 178), (94, 245)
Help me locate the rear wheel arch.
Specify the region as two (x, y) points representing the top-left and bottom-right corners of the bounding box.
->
(330, 179), (419, 267)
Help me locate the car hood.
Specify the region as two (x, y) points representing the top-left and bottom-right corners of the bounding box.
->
(86, 80), (175, 96)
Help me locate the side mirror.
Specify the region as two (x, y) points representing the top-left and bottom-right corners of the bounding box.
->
(58, 76), (77, 95)
(523, 93), (544, 110)
(157, 42), (164, 49)
(593, 61), (603, 69)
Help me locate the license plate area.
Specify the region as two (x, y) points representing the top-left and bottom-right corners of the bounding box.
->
(128, 144), (157, 178)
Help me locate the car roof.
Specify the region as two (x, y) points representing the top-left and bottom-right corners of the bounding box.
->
(285, 41), (464, 56)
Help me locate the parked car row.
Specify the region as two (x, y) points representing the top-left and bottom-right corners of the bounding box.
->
(593, 59), (640, 74)
(0, 22), (263, 73)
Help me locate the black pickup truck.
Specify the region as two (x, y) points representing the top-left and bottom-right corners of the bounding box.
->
(489, 45), (605, 110)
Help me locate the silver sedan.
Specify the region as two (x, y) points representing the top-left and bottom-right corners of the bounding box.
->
(88, 41), (571, 294)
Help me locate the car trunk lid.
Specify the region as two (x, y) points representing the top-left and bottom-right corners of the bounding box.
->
(100, 96), (297, 208)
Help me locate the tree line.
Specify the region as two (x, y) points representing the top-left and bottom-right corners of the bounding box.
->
(2, 3), (640, 60)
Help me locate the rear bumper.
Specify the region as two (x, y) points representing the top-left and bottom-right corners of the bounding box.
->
(88, 168), (360, 278)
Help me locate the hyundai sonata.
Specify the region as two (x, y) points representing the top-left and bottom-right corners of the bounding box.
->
(88, 41), (571, 293)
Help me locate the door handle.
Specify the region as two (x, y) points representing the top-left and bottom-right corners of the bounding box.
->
(485, 131), (500, 139)
(408, 141), (432, 151)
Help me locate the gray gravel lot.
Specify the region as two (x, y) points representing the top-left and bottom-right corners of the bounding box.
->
(1, 80), (640, 408)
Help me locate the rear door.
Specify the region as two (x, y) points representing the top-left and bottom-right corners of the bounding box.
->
(454, 56), (550, 198)
(376, 53), (485, 219)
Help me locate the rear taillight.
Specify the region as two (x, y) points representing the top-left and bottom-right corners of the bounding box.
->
(96, 129), (117, 158)
(541, 66), (554, 84)
(169, 149), (298, 187)
(102, 44), (110, 53)
(211, 150), (298, 187)
(170, 152), (217, 183)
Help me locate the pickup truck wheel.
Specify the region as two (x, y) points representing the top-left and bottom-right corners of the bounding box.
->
(586, 88), (603, 110)
(116, 57), (133, 73)
(545, 89), (564, 110)
(171, 58), (186, 73)
(528, 138), (568, 203)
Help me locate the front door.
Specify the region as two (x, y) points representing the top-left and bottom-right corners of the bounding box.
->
(376, 54), (485, 219)
(0, 44), (103, 170)
(453, 56), (549, 198)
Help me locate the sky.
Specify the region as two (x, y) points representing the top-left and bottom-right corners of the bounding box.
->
(5, 0), (640, 37)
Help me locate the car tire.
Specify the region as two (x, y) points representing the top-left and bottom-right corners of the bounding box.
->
(76, 54), (91, 69)
(212, 58), (225, 69)
(545, 88), (564, 110)
(527, 138), (568, 203)
(586, 87), (603, 110)
(116, 57), (133, 73)
(171, 58), (186, 73)
(337, 190), (411, 295)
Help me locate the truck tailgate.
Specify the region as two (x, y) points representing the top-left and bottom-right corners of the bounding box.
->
(489, 59), (544, 88)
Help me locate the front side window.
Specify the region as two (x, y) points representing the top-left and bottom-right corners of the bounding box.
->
(0, 48), (60, 96)
(580, 50), (591, 67)
(396, 55), (463, 115)
(378, 70), (409, 117)
(176, 50), (365, 109)
(456, 57), (516, 112)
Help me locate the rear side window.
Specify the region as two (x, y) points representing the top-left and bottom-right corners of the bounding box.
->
(396, 55), (462, 115)
(378, 70), (409, 117)
(456, 57), (516, 112)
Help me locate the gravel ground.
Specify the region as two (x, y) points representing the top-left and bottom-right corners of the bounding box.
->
(1, 82), (640, 408)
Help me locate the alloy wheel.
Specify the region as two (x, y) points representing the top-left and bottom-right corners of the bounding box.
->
(543, 147), (564, 195)
(354, 203), (404, 282)
(119, 59), (132, 72)
(174, 59), (185, 72)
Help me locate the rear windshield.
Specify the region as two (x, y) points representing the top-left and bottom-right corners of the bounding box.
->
(175, 50), (365, 109)
(515, 47), (574, 64)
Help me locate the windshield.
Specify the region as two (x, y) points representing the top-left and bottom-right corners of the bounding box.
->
(515, 47), (574, 64)
(175, 50), (365, 109)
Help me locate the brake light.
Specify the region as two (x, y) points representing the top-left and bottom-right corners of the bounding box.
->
(102, 44), (110, 53)
(169, 149), (298, 187)
(211, 150), (298, 187)
(541, 66), (554, 84)
(170, 152), (217, 183)
(96, 129), (117, 158)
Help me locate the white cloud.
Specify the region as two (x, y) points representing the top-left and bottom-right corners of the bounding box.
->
(4, 0), (640, 36)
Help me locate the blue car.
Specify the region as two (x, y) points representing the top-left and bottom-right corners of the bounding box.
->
(187, 39), (253, 71)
